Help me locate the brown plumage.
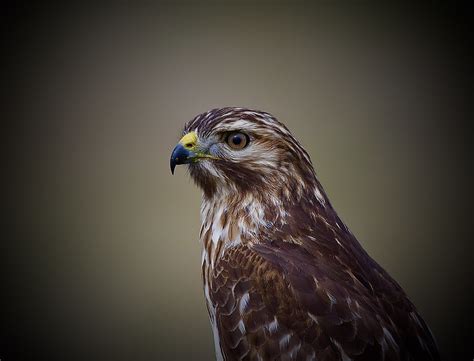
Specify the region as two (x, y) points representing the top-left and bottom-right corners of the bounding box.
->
(170, 107), (439, 361)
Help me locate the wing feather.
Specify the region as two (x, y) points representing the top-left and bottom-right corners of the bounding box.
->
(208, 240), (439, 361)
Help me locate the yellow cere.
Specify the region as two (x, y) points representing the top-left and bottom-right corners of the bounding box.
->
(179, 131), (198, 150)
(178, 131), (218, 161)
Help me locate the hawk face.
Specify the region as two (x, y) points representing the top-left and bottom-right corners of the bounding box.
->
(170, 108), (316, 198)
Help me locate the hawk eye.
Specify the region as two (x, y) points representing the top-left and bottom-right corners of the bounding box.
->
(226, 132), (249, 150)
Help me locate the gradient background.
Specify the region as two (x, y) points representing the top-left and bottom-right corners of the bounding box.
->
(3, 2), (472, 361)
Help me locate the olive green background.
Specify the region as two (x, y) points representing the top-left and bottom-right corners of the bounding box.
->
(4, 2), (472, 361)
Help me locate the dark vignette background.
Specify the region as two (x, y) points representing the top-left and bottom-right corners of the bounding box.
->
(2, 2), (472, 361)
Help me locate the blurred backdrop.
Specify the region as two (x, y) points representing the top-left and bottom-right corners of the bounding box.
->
(3, 2), (472, 361)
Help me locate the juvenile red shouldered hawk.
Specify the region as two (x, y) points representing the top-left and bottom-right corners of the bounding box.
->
(170, 107), (439, 361)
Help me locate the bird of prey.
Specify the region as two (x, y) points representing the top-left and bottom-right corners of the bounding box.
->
(170, 107), (439, 361)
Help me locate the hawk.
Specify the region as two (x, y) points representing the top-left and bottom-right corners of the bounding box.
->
(170, 108), (439, 361)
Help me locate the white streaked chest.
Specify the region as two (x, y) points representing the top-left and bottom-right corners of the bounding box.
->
(199, 194), (282, 360)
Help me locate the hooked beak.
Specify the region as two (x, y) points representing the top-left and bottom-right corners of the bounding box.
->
(170, 143), (196, 174)
(170, 131), (218, 174)
(170, 131), (200, 174)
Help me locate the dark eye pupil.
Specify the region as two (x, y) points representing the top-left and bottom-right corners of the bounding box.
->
(232, 135), (242, 145)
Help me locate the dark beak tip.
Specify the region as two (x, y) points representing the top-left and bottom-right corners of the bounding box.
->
(170, 143), (191, 175)
(170, 157), (176, 174)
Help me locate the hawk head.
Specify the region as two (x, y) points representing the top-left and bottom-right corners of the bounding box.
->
(170, 107), (323, 202)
